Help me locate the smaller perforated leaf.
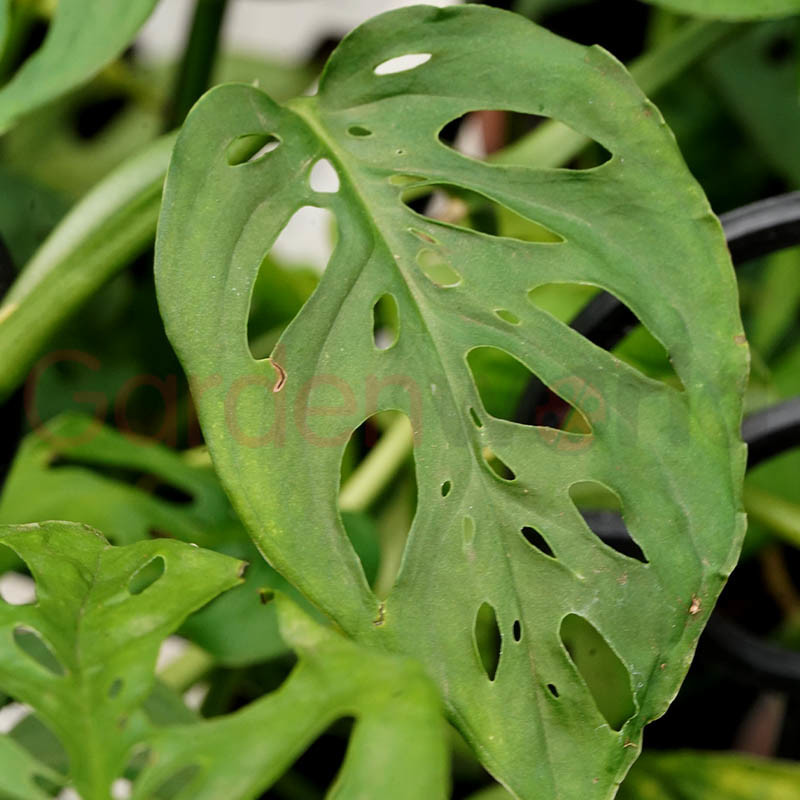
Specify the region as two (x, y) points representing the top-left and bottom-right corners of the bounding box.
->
(0, 521), (242, 800)
(156, 5), (748, 797)
(0, 0), (158, 133)
(0, 413), (345, 664)
(133, 592), (448, 800)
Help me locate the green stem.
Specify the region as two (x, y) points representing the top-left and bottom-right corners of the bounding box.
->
(339, 415), (413, 513)
(744, 484), (800, 550)
(165, 0), (229, 130)
(492, 19), (741, 168)
(0, 133), (175, 403)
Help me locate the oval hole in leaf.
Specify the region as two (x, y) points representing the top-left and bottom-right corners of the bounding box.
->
(474, 602), (501, 681)
(0, 566), (36, 606)
(439, 110), (611, 168)
(339, 412), (416, 597)
(467, 346), (592, 437)
(512, 620), (522, 642)
(416, 248), (461, 287)
(13, 626), (65, 676)
(483, 447), (516, 481)
(372, 293), (399, 350)
(547, 683), (559, 698)
(560, 614), (634, 731)
(494, 308), (520, 325)
(374, 53), (431, 75)
(520, 525), (555, 558)
(569, 481), (648, 563)
(128, 556), (165, 596)
(226, 133), (281, 165)
(462, 516), (475, 547)
(403, 183), (563, 243)
(347, 125), (372, 137)
(441, 480), (451, 497)
(309, 158), (340, 193)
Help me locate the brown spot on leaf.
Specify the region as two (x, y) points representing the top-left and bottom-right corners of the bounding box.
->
(269, 358), (287, 392)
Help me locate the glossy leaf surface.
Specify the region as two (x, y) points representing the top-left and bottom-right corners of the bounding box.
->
(156, 6), (748, 797)
(0, 0), (158, 133)
(0, 521), (242, 799)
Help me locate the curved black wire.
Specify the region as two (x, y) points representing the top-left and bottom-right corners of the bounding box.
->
(516, 191), (800, 421)
(515, 191), (800, 691)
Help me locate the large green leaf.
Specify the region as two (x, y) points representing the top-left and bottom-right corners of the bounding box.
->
(0, 0), (158, 133)
(641, 0), (800, 19)
(0, 521), (243, 799)
(133, 592), (449, 800)
(156, 6), (748, 797)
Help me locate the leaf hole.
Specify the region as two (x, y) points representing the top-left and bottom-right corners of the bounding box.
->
(441, 480), (451, 497)
(372, 293), (399, 350)
(547, 683), (559, 698)
(474, 602), (501, 681)
(0, 568), (36, 606)
(347, 125), (372, 137)
(403, 183), (563, 243)
(483, 448), (516, 482)
(513, 620), (522, 642)
(520, 525), (555, 558)
(568, 481), (648, 563)
(416, 248), (461, 287)
(309, 158), (340, 193)
(494, 308), (520, 325)
(463, 516), (475, 547)
(389, 173), (425, 187)
(246, 210), (322, 358)
(408, 227), (438, 245)
(339, 412), (416, 598)
(374, 53), (431, 75)
(467, 346), (592, 437)
(13, 627), (65, 676)
(226, 133), (281, 165)
(469, 407), (483, 428)
(560, 614), (634, 731)
(439, 110), (611, 168)
(128, 556), (165, 596)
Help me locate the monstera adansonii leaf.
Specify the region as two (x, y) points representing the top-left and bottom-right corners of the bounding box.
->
(156, 6), (748, 798)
